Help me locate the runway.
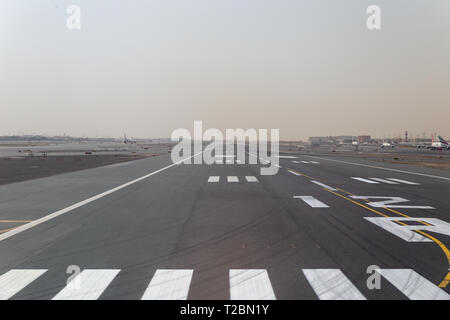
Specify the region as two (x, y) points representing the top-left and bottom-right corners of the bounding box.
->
(0, 150), (449, 300)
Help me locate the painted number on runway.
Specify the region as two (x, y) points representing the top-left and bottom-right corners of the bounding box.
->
(365, 217), (450, 242)
(350, 196), (434, 209)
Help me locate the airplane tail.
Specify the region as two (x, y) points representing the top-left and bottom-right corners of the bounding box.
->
(438, 135), (448, 145)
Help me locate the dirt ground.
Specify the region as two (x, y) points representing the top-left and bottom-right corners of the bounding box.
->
(0, 154), (153, 185)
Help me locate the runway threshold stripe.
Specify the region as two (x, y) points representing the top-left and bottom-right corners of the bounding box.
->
(141, 269), (193, 300)
(227, 176), (239, 183)
(302, 269), (366, 300)
(387, 178), (419, 185)
(208, 176), (220, 182)
(52, 269), (120, 300)
(0, 152), (204, 242)
(311, 181), (338, 191)
(370, 178), (399, 184)
(0, 269), (47, 300)
(376, 269), (449, 300)
(351, 177), (379, 184)
(245, 176), (258, 182)
(294, 196), (329, 208)
(229, 269), (276, 300)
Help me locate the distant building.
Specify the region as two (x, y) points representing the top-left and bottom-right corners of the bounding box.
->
(309, 135), (374, 146)
(357, 135), (371, 144)
(338, 136), (354, 144)
(309, 136), (334, 147)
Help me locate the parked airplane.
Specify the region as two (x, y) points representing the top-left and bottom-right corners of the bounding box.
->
(123, 134), (136, 144)
(417, 134), (449, 150)
(380, 141), (395, 149)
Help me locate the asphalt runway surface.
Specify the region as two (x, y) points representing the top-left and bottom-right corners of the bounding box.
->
(0, 149), (449, 300)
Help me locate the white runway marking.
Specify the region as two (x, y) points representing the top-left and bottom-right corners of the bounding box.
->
(301, 161), (310, 163)
(1, 267), (445, 300)
(352, 196), (434, 209)
(52, 269), (120, 300)
(303, 156), (450, 181)
(215, 160), (223, 164)
(291, 161), (300, 163)
(229, 269), (276, 300)
(245, 176), (258, 182)
(141, 269), (193, 300)
(226, 159), (234, 164)
(311, 181), (338, 191)
(310, 161), (319, 164)
(376, 269), (449, 300)
(208, 176), (220, 183)
(364, 217), (449, 242)
(302, 269), (366, 300)
(275, 156), (297, 159)
(227, 176), (239, 183)
(293, 196), (329, 208)
(288, 170), (302, 176)
(387, 178), (419, 185)
(351, 177), (379, 184)
(0, 152), (204, 242)
(0, 269), (47, 300)
(370, 178), (399, 184)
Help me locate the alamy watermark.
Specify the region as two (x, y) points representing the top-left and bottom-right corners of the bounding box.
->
(367, 5), (381, 30)
(66, 5), (81, 30)
(170, 121), (279, 176)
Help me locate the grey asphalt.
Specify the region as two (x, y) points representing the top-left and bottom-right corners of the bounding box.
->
(0, 150), (449, 299)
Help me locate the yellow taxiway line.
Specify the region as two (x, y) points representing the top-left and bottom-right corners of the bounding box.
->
(287, 167), (450, 288)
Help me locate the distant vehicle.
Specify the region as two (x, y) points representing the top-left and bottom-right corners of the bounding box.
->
(123, 134), (136, 144)
(417, 134), (449, 150)
(381, 142), (395, 149)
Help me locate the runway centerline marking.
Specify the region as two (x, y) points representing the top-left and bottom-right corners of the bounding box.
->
(370, 178), (399, 184)
(387, 178), (419, 185)
(0, 152), (204, 242)
(351, 177), (379, 184)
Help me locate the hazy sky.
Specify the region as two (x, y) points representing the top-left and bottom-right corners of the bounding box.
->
(1, 0), (449, 140)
